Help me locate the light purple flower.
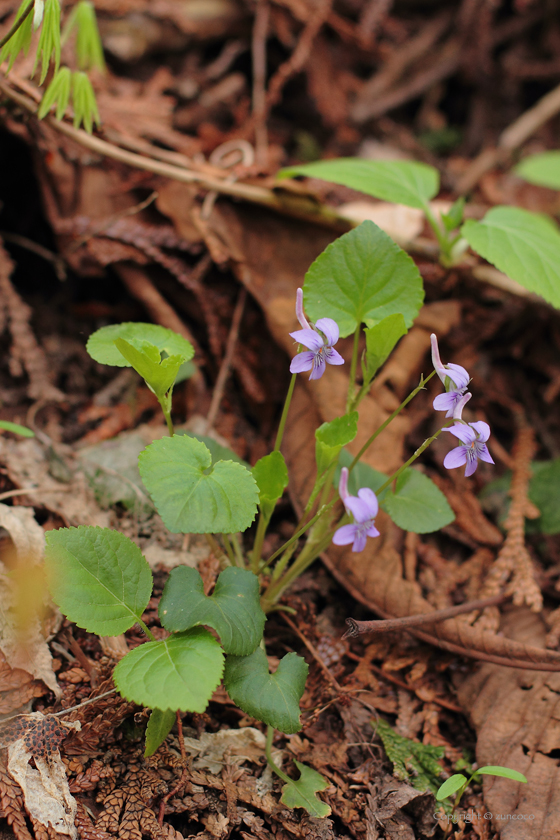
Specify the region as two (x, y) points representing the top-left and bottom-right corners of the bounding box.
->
(431, 333), (470, 417)
(332, 467), (380, 552)
(290, 288), (344, 380)
(443, 421), (495, 477)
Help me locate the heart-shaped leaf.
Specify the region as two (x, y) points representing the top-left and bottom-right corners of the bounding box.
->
(303, 221), (424, 337)
(44, 527), (153, 636)
(178, 432), (248, 466)
(278, 158), (439, 210)
(515, 152), (560, 190)
(139, 435), (259, 534)
(144, 708), (176, 757)
(87, 322), (194, 367)
(280, 761), (331, 818)
(113, 629), (224, 712)
(462, 206), (560, 310)
(159, 566), (265, 655)
(223, 648), (307, 734)
(383, 468), (454, 533)
(114, 338), (183, 398)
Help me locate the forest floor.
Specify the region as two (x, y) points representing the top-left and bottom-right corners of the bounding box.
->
(1, 2), (560, 839)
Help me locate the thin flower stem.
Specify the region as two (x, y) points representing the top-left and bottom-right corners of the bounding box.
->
(349, 371), (436, 471)
(267, 504), (329, 569)
(346, 324), (361, 412)
(158, 395), (174, 436)
(265, 725), (292, 785)
(205, 533), (232, 566)
(251, 511), (269, 573)
(137, 618), (156, 642)
(375, 424), (449, 496)
(0, 0), (34, 51)
(423, 202), (453, 264)
(229, 532), (245, 567)
(274, 371), (297, 452)
(223, 534), (243, 567)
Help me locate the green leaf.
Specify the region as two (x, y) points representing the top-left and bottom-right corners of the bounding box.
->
(0, 420), (34, 437)
(303, 221), (424, 338)
(223, 648), (308, 734)
(528, 460), (560, 533)
(114, 338), (183, 398)
(436, 774), (467, 801)
(462, 206), (560, 310)
(139, 435), (259, 534)
(375, 718), (445, 796)
(280, 761), (331, 818)
(62, 0), (105, 72)
(87, 322), (194, 367)
(113, 629), (224, 712)
(383, 468), (455, 533)
(38, 65), (72, 120)
(441, 196), (465, 232)
(70, 69), (100, 133)
(159, 566), (265, 656)
(278, 158), (439, 210)
(33, 0), (61, 84)
(144, 708), (176, 757)
(0, 0), (34, 70)
(176, 432), (247, 467)
(476, 766), (527, 783)
(44, 526), (153, 636)
(315, 413), (358, 476)
(252, 451), (288, 504)
(515, 152), (560, 190)
(363, 313), (407, 380)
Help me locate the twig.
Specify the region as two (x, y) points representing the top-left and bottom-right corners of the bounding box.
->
(251, 0), (269, 168)
(343, 594), (508, 639)
(457, 80), (560, 193)
(205, 288), (247, 430)
(0, 77), (349, 231)
(0, 231), (67, 280)
(358, 0), (394, 44)
(114, 263), (199, 352)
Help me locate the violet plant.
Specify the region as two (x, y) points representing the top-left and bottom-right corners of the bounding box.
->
(43, 218), (495, 817)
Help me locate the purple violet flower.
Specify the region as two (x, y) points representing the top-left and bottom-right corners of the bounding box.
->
(443, 421), (495, 477)
(290, 288), (344, 380)
(431, 333), (470, 417)
(332, 467), (380, 552)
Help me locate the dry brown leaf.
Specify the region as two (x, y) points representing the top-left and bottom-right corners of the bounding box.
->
(0, 504), (60, 701)
(456, 608), (560, 838)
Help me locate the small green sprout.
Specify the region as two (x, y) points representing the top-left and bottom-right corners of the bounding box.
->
(436, 765), (527, 822)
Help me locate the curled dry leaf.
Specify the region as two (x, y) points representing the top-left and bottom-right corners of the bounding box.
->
(4, 713), (81, 840)
(456, 608), (560, 839)
(0, 504), (60, 702)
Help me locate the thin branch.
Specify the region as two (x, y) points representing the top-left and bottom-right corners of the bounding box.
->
(0, 0), (34, 51)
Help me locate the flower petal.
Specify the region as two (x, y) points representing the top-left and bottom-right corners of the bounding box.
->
(352, 531), (367, 553)
(357, 487), (378, 518)
(295, 288), (310, 330)
(315, 318), (339, 346)
(366, 523), (380, 538)
(290, 351), (315, 373)
(338, 467), (349, 502)
(345, 495), (374, 523)
(446, 363), (470, 390)
(464, 456), (479, 477)
(289, 328), (323, 352)
(452, 391), (472, 420)
(476, 444), (495, 465)
(433, 392), (458, 413)
(470, 420), (491, 442)
(332, 524), (358, 546)
(443, 446), (468, 470)
(444, 423), (476, 445)
(309, 354), (326, 380)
(324, 347), (345, 366)
(431, 334), (447, 384)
